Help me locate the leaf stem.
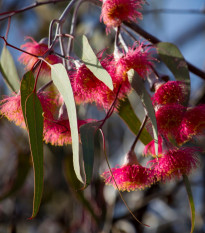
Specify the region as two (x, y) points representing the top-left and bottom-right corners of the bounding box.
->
(67, 0), (83, 58)
(0, 0), (68, 21)
(100, 128), (150, 227)
(98, 85), (122, 129)
(130, 115), (148, 152)
(33, 61), (43, 93)
(37, 80), (53, 92)
(0, 36), (38, 58)
(114, 26), (121, 50)
(5, 17), (11, 41)
(183, 175), (195, 233)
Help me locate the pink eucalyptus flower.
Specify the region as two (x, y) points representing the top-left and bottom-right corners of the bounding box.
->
(148, 147), (199, 181)
(18, 37), (61, 75)
(71, 63), (109, 106)
(100, 55), (131, 109)
(0, 94), (25, 128)
(0, 92), (57, 129)
(179, 105), (205, 142)
(102, 151), (155, 191)
(143, 135), (163, 157)
(153, 81), (188, 106)
(156, 104), (186, 138)
(100, 0), (145, 32)
(101, 164), (155, 191)
(115, 43), (154, 80)
(71, 55), (131, 110)
(43, 117), (88, 146)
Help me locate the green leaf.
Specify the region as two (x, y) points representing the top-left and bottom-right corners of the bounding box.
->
(20, 71), (43, 218)
(156, 42), (190, 103)
(128, 70), (158, 155)
(117, 97), (152, 145)
(63, 155), (99, 224)
(0, 152), (30, 201)
(25, 92), (44, 219)
(20, 71), (35, 121)
(183, 175), (195, 233)
(74, 35), (113, 91)
(0, 46), (20, 92)
(51, 63), (83, 184)
(80, 122), (100, 188)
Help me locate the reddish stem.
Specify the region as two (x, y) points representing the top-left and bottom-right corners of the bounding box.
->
(0, 0), (68, 21)
(98, 85), (122, 129)
(5, 17), (11, 41)
(130, 115), (148, 152)
(33, 61), (43, 93)
(0, 36), (38, 58)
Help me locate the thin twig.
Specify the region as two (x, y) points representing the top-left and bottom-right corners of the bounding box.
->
(130, 115), (148, 152)
(98, 85), (122, 129)
(59, 25), (68, 68)
(0, 36), (38, 57)
(37, 80), (53, 92)
(34, 61), (43, 93)
(48, 19), (59, 48)
(118, 33), (129, 52)
(49, 0), (77, 66)
(5, 17), (11, 41)
(67, 0), (83, 57)
(114, 26), (121, 50)
(142, 8), (205, 15)
(0, 0), (68, 21)
(100, 129), (150, 227)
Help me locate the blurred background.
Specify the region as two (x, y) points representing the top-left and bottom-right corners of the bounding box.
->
(0, 0), (205, 232)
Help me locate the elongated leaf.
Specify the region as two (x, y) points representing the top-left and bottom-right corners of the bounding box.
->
(117, 97), (152, 145)
(128, 70), (158, 155)
(80, 122), (100, 188)
(183, 175), (195, 233)
(51, 64), (83, 183)
(25, 93), (44, 219)
(63, 155), (99, 224)
(0, 152), (30, 201)
(156, 42), (190, 103)
(74, 35), (113, 91)
(20, 71), (35, 121)
(0, 46), (20, 92)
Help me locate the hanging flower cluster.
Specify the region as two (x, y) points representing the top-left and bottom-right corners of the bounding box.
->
(71, 43), (153, 110)
(148, 147), (199, 182)
(19, 37), (62, 77)
(102, 163), (155, 191)
(102, 144), (200, 191)
(153, 81), (205, 144)
(102, 81), (202, 191)
(0, 90), (93, 146)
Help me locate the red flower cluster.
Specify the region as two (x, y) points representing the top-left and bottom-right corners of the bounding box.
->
(102, 81), (202, 192)
(102, 164), (155, 191)
(102, 144), (199, 191)
(148, 147), (199, 182)
(19, 37), (62, 77)
(153, 81), (205, 144)
(0, 91), (92, 146)
(100, 0), (145, 32)
(71, 43), (153, 110)
(153, 81), (188, 106)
